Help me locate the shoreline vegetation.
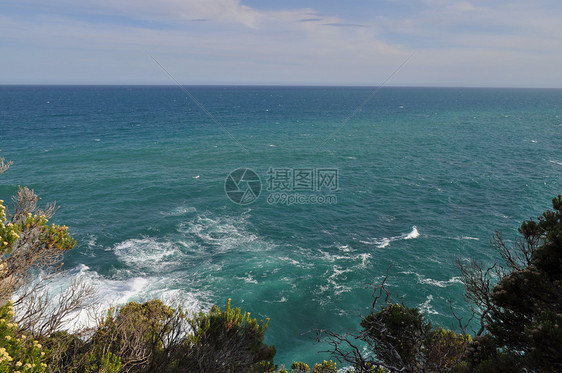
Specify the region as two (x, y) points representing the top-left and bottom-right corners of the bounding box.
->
(1, 154), (561, 372)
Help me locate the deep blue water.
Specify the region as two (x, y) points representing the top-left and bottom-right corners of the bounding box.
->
(1, 85), (561, 366)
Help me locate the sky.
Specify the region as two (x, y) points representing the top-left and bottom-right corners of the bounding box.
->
(1, 0), (562, 87)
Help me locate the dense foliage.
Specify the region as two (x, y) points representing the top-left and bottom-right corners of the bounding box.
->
(460, 195), (562, 372)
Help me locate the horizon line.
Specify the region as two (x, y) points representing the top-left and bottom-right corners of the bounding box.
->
(1, 83), (561, 90)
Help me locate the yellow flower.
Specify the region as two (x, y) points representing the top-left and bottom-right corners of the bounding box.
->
(5, 335), (11, 340)
(16, 361), (22, 367)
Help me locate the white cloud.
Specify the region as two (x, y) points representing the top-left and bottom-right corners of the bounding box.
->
(1, 0), (561, 86)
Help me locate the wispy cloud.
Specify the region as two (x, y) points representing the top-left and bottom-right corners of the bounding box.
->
(1, 0), (561, 86)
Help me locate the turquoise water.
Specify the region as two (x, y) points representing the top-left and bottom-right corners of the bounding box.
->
(1, 86), (561, 366)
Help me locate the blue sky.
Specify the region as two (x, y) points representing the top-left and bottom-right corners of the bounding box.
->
(1, 0), (561, 87)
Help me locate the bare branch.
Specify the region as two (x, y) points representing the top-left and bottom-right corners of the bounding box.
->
(0, 152), (12, 176)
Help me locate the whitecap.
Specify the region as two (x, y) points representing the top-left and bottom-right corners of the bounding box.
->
(113, 238), (184, 271)
(161, 205), (196, 217)
(18, 264), (208, 335)
(403, 226), (420, 240)
(419, 295), (440, 315)
(323, 265), (353, 295)
(279, 256), (301, 266)
(361, 226), (420, 249)
(235, 273), (258, 284)
(550, 160), (562, 166)
(337, 244), (353, 252)
(375, 237), (391, 248)
(402, 271), (463, 288)
(358, 253), (371, 268)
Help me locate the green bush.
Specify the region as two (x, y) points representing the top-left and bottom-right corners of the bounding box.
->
(0, 301), (47, 373)
(290, 361), (310, 372)
(361, 303), (431, 370)
(91, 299), (180, 372)
(424, 328), (470, 371)
(177, 298), (276, 372)
(312, 360), (337, 373)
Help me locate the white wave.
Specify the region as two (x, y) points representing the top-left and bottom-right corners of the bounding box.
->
(323, 265), (353, 295)
(404, 226), (420, 240)
(264, 296), (288, 303)
(160, 205), (197, 217)
(402, 271), (463, 288)
(279, 256), (301, 266)
(86, 234), (97, 249)
(337, 244), (353, 252)
(22, 263), (209, 335)
(419, 295), (440, 315)
(317, 249), (372, 268)
(235, 273), (258, 284)
(550, 160), (562, 166)
(362, 226), (420, 249)
(375, 237), (391, 248)
(427, 234), (479, 241)
(358, 253), (371, 268)
(113, 238), (184, 271)
(177, 214), (268, 253)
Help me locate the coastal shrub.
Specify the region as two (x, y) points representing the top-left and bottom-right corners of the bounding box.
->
(423, 328), (469, 371)
(361, 303), (433, 371)
(85, 351), (122, 373)
(311, 360), (337, 373)
(176, 298), (276, 372)
(0, 156), (94, 342)
(0, 301), (48, 372)
(459, 195), (562, 372)
(51, 298), (277, 372)
(290, 361), (310, 372)
(90, 299), (183, 372)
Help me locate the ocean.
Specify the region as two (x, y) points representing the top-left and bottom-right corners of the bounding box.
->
(0, 85), (561, 366)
